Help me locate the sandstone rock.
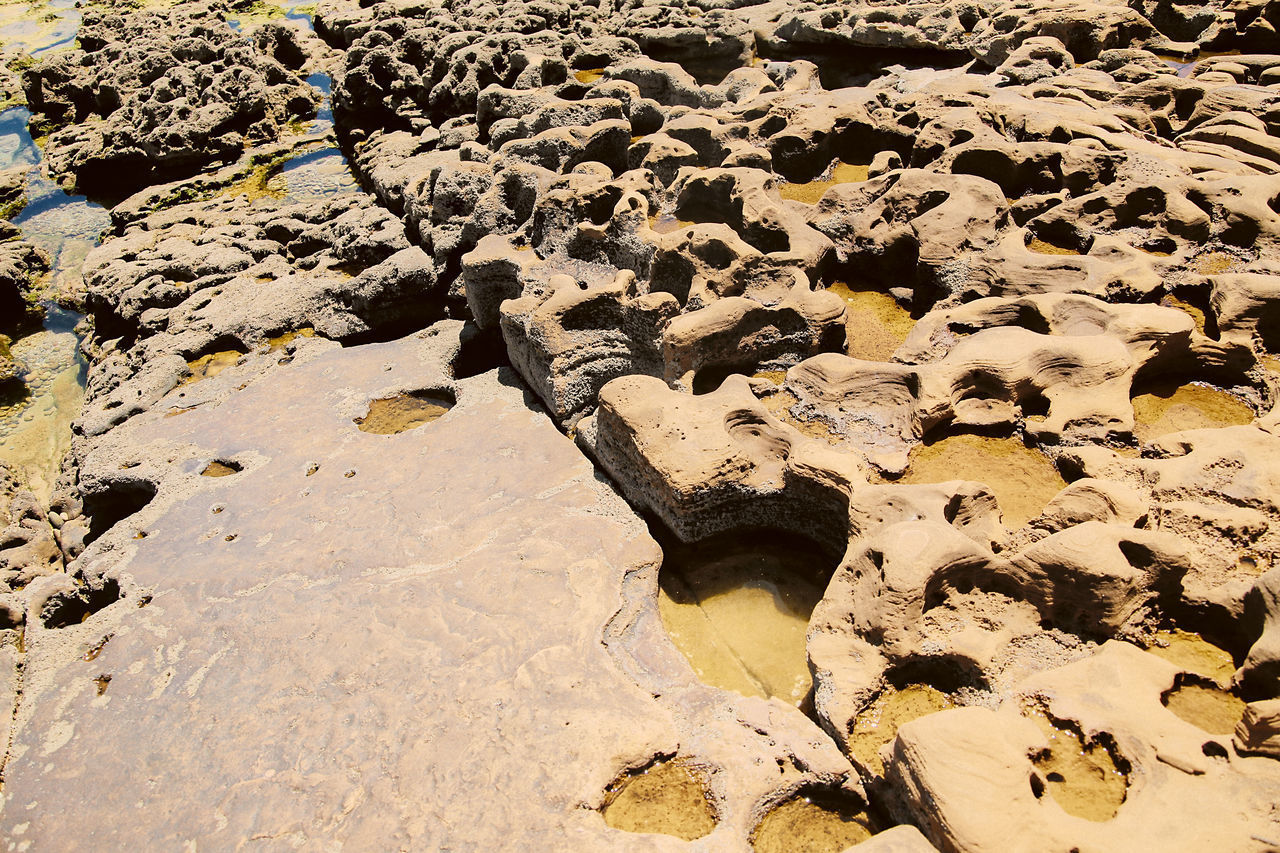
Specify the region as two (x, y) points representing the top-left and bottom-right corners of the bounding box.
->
(0, 460), (62, 592)
(996, 37), (1075, 85)
(1242, 569), (1280, 695)
(77, 190), (444, 438)
(888, 642), (1280, 852)
(0, 228), (50, 337)
(1067, 426), (1280, 643)
(807, 519), (1188, 755)
(1236, 699), (1280, 758)
(0, 324), (857, 849)
(4, 0), (1280, 845)
(583, 373), (864, 550)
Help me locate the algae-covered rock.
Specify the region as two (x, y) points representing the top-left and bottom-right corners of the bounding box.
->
(0, 223), (50, 336)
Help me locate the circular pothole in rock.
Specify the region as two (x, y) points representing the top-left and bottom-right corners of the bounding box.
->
(183, 349), (244, 385)
(41, 578), (123, 629)
(824, 280), (915, 362)
(648, 212), (695, 235)
(1025, 226), (1088, 256)
(1144, 629), (1236, 685)
(691, 364), (745, 395)
(1162, 675), (1247, 735)
(777, 161), (870, 205)
(1026, 708), (1129, 822)
(751, 788), (873, 853)
(847, 683), (955, 776)
(892, 432), (1065, 529)
(1129, 377), (1253, 444)
(601, 756), (717, 841)
(265, 327), (316, 351)
(656, 526), (840, 708)
(354, 390), (455, 434)
(1026, 237), (1081, 255)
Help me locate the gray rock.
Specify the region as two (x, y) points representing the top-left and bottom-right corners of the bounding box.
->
(23, 5), (319, 196)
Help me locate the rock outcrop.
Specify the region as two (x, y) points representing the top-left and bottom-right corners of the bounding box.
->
(22, 4), (321, 196)
(2, 0), (1280, 848)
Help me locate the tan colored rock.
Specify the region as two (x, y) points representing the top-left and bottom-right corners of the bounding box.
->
(0, 461), (62, 590)
(500, 270), (679, 424)
(1236, 699), (1280, 758)
(14, 0), (1280, 843)
(1243, 569), (1280, 695)
(808, 519), (1188, 757)
(662, 279), (847, 389)
(996, 37), (1075, 85)
(778, 302), (1168, 465)
(1211, 272), (1280, 352)
(584, 373), (863, 549)
(888, 643), (1280, 852)
(1, 324), (859, 848)
(1033, 477), (1147, 532)
(1067, 425), (1280, 639)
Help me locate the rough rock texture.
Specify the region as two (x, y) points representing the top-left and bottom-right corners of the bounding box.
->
(0, 460), (60, 592)
(77, 190), (442, 440)
(21, 4), (321, 196)
(4, 0), (1280, 848)
(889, 642), (1280, 851)
(0, 223), (50, 338)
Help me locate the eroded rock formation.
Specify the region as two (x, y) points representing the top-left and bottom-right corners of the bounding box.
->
(1, 0), (1280, 848)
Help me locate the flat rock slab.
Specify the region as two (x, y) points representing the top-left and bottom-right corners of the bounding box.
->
(0, 332), (692, 850)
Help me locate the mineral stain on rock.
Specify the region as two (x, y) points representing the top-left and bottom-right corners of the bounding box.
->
(750, 789), (873, 853)
(1193, 251), (1240, 275)
(354, 390), (455, 434)
(220, 161), (289, 202)
(1027, 709), (1128, 822)
(82, 634), (110, 662)
(1163, 678), (1247, 735)
(847, 683), (953, 775)
(648, 213), (695, 234)
(759, 387), (842, 445)
(896, 433), (1066, 528)
(601, 757), (717, 841)
(1130, 378), (1253, 444)
(657, 530), (836, 707)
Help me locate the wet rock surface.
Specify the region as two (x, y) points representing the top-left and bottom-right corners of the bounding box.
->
(1, 0), (1280, 849)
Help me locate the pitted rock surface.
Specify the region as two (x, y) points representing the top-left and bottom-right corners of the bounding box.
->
(3, 0), (1280, 849)
(22, 4), (321, 196)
